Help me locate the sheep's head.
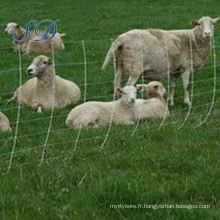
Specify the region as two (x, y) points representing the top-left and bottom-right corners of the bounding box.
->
(117, 86), (137, 104)
(27, 55), (52, 77)
(0, 112), (12, 133)
(4, 22), (20, 35)
(191, 16), (219, 39)
(136, 81), (166, 98)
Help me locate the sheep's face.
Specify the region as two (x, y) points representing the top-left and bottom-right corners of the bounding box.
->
(4, 22), (19, 35)
(27, 55), (52, 77)
(192, 16), (219, 39)
(117, 86), (137, 104)
(0, 112), (12, 133)
(137, 81), (166, 97)
(146, 81), (166, 97)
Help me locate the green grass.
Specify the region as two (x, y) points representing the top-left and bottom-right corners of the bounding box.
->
(0, 0), (220, 219)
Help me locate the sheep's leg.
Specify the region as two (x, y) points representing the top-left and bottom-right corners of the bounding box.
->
(114, 68), (122, 94)
(181, 69), (191, 106)
(24, 47), (30, 55)
(37, 105), (42, 113)
(124, 120), (135, 125)
(8, 93), (16, 103)
(124, 60), (142, 86)
(32, 103), (43, 113)
(168, 75), (179, 106)
(24, 42), (31, 55)
(7, 97), (14, 103)
(126, 76), (139, 86)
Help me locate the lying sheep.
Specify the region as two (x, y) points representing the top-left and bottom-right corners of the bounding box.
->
(102, 16), (219, 106)
(0, 112), (12, 133)
(4, 22), (66, 54)
(9, 55), (81, 112)
(136, 81), (169, 120)
(66, 86), (138, 129)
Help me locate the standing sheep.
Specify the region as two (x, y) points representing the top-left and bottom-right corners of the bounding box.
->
(66, 86), (138, 129)
(102, 16), (219, 106)
(0, 112), (12, 133)
(136, 81), (169, 120)
(4, 22), (66, 54)
(9, 55), (81, 112)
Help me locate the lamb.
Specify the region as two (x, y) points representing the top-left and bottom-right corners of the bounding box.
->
(135, 81), (169, 120)
(0, 112), (12, 133)
(66, 86), (138, 129)
(4, 22), (66, 54)
(102, 16), (219, 106)
(9, 55), (81, 113)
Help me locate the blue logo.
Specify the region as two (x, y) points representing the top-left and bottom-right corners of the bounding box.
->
(13, 19), (59, 42)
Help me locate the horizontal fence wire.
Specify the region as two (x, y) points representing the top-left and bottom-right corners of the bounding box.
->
(0, 99), (219, 144)
(0, 117), (218, 174)
(0, 36), (219, 172)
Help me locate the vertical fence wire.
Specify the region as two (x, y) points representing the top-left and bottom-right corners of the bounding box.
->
(39, 42), (56, 166)
(100, 39), (116, 150)
(131, 38), (145, 136)
(158, 35), (170, 129)
(7, 47), (22, 172)
(178, 34), (194, 129)
(73, 40), (88, 151)
(195, 35), (217, 128)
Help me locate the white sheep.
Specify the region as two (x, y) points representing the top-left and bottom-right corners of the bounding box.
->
(66, 86), (138, 129)
(0, 112), (12, 133)
(4, 22), (66, 54)
(102, 16), (219, 106)
(9, 55), (81, 112)
(136, 81), (169, 120)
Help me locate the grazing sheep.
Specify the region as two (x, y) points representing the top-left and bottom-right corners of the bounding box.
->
(102, 16), (219, 106)
(136, 81), (169, 120)
(0, 112), (12, 133)
(66, 86), (138, 129)
(4, 22), (66, 54)
(9, 55), (81, 112)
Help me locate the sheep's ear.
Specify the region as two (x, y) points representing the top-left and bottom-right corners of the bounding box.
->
(136, 84), (145, 92)
(116, 88), (123, 94)
(48, 58), (52, 65)
(213, 17), (220, 23)
(16, 24), (19, 28)
(191, 19), (200, 26)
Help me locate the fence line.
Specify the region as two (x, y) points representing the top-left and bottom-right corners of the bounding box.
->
(0, 86), (219, 136)
(74, 40), (88, 151)
(195, 35), (217, 128)
(0, 72), (218, 99)
(178, 34), (194, 129)
(7, 48), (22, 172)
(100, 39), (117, 150)
(39, 43), (56, 166)
(0, 99), (219, 145)
(0, 116), (201, 159)
(0, 49), (219, 75)
(1, 116), (218, 173)
(158, 35), (171, 130)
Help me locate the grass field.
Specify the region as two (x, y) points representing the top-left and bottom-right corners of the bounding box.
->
(0, 0), (220, 219)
